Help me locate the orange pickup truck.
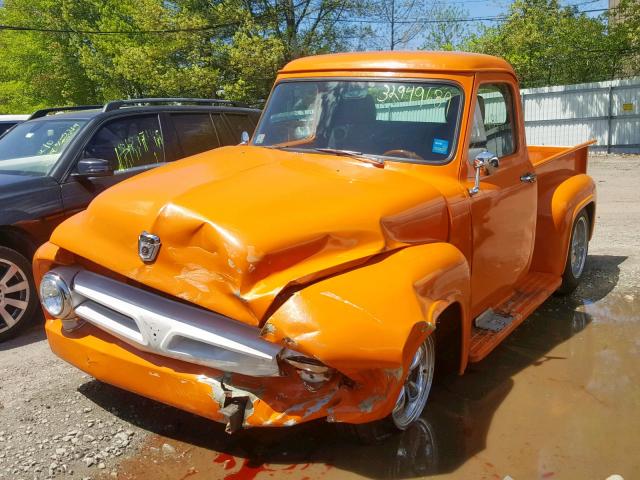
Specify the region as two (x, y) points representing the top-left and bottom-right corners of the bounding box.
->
(34, 52), (596, 439)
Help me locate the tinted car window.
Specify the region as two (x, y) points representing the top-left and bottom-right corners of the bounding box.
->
(171, 113), (220, 157)
(212, 114), (235, 145)
(224, 113), (254, 143)
(0, 122), (18, 136)
(83, 115), (164, 171)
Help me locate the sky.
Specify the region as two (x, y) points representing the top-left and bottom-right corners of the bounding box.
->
(375, 0), (612, 50)
(460, 0), (608, 19)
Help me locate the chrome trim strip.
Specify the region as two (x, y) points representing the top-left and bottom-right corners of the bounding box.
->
(49, 268), (282, 377)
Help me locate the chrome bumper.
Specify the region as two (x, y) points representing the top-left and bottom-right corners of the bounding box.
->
(49, 267), (282, 377)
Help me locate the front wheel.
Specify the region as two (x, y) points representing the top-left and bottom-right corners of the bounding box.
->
(346, 336), (436, 444)
(0, 246), (38, 342)
(558, 210), (590, 295)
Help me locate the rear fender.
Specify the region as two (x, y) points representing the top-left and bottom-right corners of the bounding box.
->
(530, 174), (596, 276)
(261, 242), (470, 423)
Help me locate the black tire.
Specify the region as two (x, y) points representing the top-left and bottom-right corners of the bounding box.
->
(0, 246), (39, 342)
(557, 210), (590, 295)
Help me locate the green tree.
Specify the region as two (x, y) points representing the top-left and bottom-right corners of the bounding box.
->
(0, 0), (99, 112)
(221, 0), (369, 102)
(464, 0), (617, 87)
(607, 0), (640, 77)
(0, 0), (368, 111)
(239, 0), (366, 62)
(73, 0), (235, 100)
(0, 0), (239, 112)
(220, 12), (285, 103)
(366, 0), (437, 50)
(420, 5), (470, 51)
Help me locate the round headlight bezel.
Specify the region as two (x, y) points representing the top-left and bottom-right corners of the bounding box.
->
(39, 272), (73, 319)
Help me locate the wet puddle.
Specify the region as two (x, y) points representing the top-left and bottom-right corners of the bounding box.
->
(96, 258), (639, 480)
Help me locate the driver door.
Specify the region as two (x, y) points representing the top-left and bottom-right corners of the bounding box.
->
(466, 75), (537, 318)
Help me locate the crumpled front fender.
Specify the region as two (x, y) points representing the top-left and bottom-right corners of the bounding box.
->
(261, 242), (470, 423)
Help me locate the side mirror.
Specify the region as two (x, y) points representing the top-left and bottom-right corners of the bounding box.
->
(73, 158), (114, 178)
(469, 150), (499, 196)
(240, 131), (250, 145)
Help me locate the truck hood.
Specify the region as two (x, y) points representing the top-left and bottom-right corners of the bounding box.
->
(52, 146), (449, 326)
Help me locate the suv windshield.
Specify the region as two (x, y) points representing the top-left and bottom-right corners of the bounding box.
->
(0, 119), (86, 176)
(252, 80), (462, 162)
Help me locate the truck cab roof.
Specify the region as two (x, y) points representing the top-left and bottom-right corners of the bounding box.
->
(280, 51), (515, 75)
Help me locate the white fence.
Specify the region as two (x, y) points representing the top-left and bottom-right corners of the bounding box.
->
(521, 77), (640, 153)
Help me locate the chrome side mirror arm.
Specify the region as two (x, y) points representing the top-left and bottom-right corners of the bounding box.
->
(469, 150), (499, 196)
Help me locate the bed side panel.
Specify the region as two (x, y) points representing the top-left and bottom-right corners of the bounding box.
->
(529, 144), (595, 275)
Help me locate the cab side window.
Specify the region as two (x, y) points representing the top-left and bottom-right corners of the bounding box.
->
(83, 115), (165, 171)
(472, 84), (517, 158)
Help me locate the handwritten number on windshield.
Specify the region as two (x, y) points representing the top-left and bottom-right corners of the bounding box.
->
(377, 84), (452, 108)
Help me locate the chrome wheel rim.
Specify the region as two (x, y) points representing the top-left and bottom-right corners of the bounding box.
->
(0, 259), (30, 334)
(392, 336), (435, 430)
(570, 215), (588, 278)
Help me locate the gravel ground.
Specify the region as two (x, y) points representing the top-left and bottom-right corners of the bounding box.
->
(0, 333), (142, 479)
(0, 153), (638, 480)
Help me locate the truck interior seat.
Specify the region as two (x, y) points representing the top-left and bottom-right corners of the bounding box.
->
(326, 95), (376, 151)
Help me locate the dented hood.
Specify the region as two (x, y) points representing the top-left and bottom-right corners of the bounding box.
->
(52, 146), (449, 326)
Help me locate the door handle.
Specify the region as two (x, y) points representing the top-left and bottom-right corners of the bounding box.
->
(520, 172), (537, 183)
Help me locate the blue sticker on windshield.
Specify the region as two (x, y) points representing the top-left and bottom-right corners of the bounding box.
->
(432, 138), (449, 155)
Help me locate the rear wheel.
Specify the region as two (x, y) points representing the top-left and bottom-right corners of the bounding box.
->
(0, 246), (38, 342)
(346, 336), (436, 444)
(558, 210), (590, 295)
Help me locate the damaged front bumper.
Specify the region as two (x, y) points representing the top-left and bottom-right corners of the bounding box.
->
(41, 267), (403, 430)
(46, 318), (347, 428)
(45, 267), (282, 377)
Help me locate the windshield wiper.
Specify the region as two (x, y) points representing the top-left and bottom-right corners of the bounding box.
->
(311, 148), (385, 167)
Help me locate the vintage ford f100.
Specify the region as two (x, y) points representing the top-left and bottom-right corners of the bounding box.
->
(34, 52), (596, 440)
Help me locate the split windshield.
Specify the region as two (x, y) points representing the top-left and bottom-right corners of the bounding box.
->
(0, 119), (87, 176)
(252, 80), (463, 163)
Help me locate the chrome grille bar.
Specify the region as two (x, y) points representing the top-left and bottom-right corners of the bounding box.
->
(50, 267), (282, 377)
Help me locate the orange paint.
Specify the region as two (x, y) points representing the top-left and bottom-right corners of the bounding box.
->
(33, 51), (596, 429)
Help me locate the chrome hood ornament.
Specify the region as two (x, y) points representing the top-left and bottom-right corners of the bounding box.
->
(138, 231), (161, 263)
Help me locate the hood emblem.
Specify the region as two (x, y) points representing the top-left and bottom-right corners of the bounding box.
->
(138, 231), (161, 263)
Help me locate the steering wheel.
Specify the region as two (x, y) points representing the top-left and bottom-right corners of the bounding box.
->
(383, 149), (424, 161)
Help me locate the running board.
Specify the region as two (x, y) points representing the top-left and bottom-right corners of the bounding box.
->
(469, 272), (562, 363)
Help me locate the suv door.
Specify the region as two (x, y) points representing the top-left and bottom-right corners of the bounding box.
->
(61, 114), (166, 216)
(466, 76), (537, 318)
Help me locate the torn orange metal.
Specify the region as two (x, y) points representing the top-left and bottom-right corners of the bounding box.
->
(34, 51), (596, 430)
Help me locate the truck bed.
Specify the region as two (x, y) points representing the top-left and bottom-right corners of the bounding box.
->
(528, 140), (595, 174)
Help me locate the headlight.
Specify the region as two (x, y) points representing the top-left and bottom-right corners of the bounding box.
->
(39, 272), (73, 318)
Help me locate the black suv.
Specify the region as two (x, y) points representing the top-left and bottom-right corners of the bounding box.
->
(0, 98), (260, 341)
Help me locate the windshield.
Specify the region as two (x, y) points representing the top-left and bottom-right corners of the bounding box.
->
(252, 80), (463, 163)
(0, 119), (86, 176)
